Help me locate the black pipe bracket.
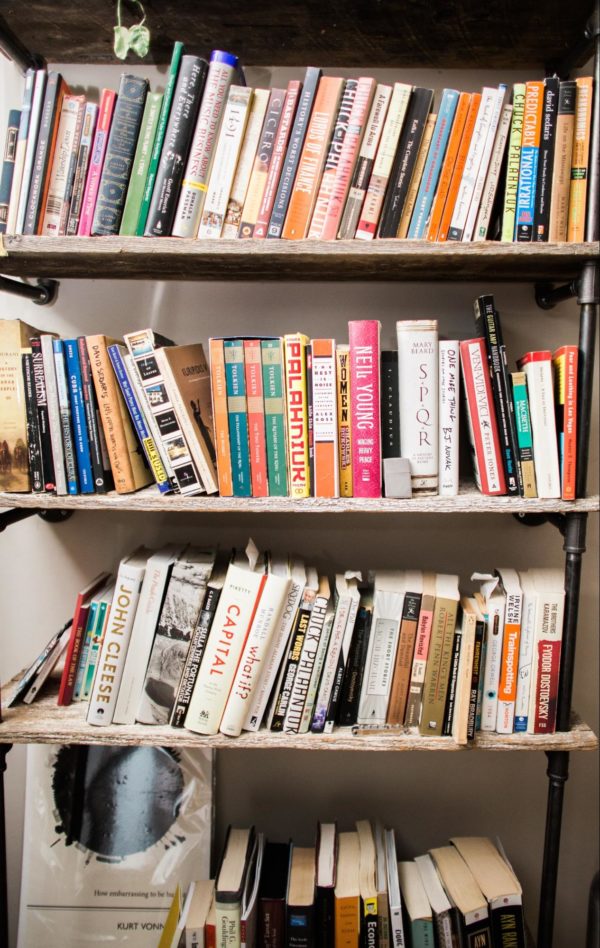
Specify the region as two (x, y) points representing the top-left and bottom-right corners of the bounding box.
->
(0, 275), (59, 306)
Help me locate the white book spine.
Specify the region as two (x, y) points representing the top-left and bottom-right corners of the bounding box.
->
(474, 574), (506, 731)
(40, 97), (82, 236)
(220, 572), (291, 737)
(514, 572), (536, 732)
(357, 582), (405, 726)
(495, 568), (523, 734)
(473, 102), (513, 241)
(197, 86), (253, 239)
(15, 69), (46, 234)
(299, 603), (335, 732)
(312, 340), (339, 497)
(243, 575), (304, 731)
(447, 86), (498, 240)
(40, 334), (67, 495)
(172, 58), (237, 238)
(113, 547), (184, 724)
(311, 592), (352, 731)
(521, 356), (561, 498)
(397, 320), (439, 493)
(283, 583), (330, 734)
(122, 351), (176, 487)
(87, 558), (146, 725)
(461, 85), (506, 242)
(438, 341), (460, 496)
(222, 89), (270, 238)
(323, 591), (361, 733)
(185, 565), (265, 735)
(6, 70), (34, 235)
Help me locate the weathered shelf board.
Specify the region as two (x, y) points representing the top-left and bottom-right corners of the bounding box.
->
(0, 681), (596, 752)
(1, 487), (599, 516)
(1, 236), (597, 282)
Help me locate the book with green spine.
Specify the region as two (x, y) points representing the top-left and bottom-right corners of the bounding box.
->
(135, 41), (183, 235)
(120, 92), (163, 235)
(261, 338), (288, 496)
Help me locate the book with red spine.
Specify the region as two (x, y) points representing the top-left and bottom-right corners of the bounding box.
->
(244, 339), (269, 498)
(56, 571), (112, 706)
(349, 320), (381, 499)
(552, 345), (578, 500)
(459, 338), (507, 496)
(253, 80), (302, 239)
(77, 89), (116, 236)
(307, 79), (358, 239)
(528, 569), (565, 735)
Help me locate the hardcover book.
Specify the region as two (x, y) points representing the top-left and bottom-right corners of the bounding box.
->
(397, 319), (439, 494)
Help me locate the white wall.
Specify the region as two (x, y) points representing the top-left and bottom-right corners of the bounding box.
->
(1, 54), (598, 948)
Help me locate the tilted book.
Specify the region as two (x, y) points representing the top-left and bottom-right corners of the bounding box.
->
(426, 91), (471, 241)
(349, 320), (381, 498)
(270, 571), (318, 731)
(0, 318), (45, 492)
(397, 111), (436, 239)
(23, 71), (68, 235)
(77, 336), (112, 493)
(387, 574), (424, 726)
(460, 85), (506, 243)
(473, 101), (513, 242)
(299, 599), (335, 732)
(14, 69), (46, 235)
(415, 853), (457, 948)
(472, 572), (506, 732)
(283, 575), (331, 734)
(397, 319), (439, 494)
(337, 593), (374, 727)
(0, 110), (22, 234)
(238, 87), (287, 238)
(5, 68), (33, 234)
(437, 91), (481, 241)
(57, 571), (111, 705)
(253, 81), (302, 238)
(430, 847), (492, 948)
(460, 337), (507, 496)
(314, 573), (362, 734)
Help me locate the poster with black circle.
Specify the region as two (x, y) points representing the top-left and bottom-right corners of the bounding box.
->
(17, 745), (213, 946)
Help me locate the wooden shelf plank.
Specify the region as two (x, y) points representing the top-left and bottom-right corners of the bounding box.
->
(0, 684), (596, 751)
(1, 488), (598, 516)
(0, 0), (593, 69)
(1, 236), (596, 282)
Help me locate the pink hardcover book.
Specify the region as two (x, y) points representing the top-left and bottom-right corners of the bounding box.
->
(244, 338), (268, 497)
(254, 81), (301, 239)
(320, 77), (376, 240)
(78, 89), (116, 236)
(349, 319), (381, 498)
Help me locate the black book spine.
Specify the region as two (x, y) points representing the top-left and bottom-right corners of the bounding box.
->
(91, 75), (149, 235)
(467, 619), (485, 740)
(442, 629), (462, 735)
(306, 344), (314, 495)
(268, 66), (322, 238)
(315, 887), (334, 948)
(381, 350), (399, 459)
(23, 72), (63, 235)
(286, 906), (313, 948)
(462, 915), (492, 947)
(0, 109), (20, 233)
(362, 911), (379, 947)
(77, 337), (109, 492)
(270, 601), (313, 731)
(491, 904), (527, 948)
(171, 583), (222, 727)
(378, 87), (433, 238)
(22, 353), (44, 492)
(31, 338), (56, 492)
(145, 55), (209, 237)
(474, 295), (521, 495)
(533, 77), (560, 242)
(337, 605), (373, 727)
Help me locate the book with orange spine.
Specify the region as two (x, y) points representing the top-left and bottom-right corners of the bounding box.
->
(282, 76), (344, 240)
(436, 92), (480, 242)
(311, 338), (339, 498)
(552, 344), (578, 500)
(209, 338), (233, 497)
(425, 92), (471, 241)
(567, 76), (593, 242)
(244, 339), (268, 498)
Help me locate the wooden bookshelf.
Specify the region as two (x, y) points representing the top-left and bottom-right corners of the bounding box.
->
(1, 236), (596, 282)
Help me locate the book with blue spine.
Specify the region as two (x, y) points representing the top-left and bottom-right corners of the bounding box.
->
(224, 339), (251, 497)
(514, 81), (544, 241)
(107, 343), (171, 494)
(52, 339), (78, 495)
(64, 339), (95, 494)
(408, 89), (459, 238)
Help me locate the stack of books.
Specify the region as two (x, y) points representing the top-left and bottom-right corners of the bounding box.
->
(8, 539), (566, 740)
(0, 45), (594, 243)
(159, 824), (526, 948)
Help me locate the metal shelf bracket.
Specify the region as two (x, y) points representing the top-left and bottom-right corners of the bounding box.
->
(0, 275), (59, 306)
(0, 508), (73, 533)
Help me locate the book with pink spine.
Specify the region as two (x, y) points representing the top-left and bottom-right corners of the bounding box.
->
(253, 81), (302, 239)
(349, 319), (381, 498)
(77, 89), (116, 236)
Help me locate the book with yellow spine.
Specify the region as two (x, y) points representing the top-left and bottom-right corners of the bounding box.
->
(567, 76), (593, 242)
(336, 344), (352, 498)
(284, 333), (310, 498)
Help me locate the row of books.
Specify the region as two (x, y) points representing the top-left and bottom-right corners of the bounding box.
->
(160, 824), (525, 948)
(9, 538), (566, 740)
(0, 297), (578, 502)
(0, 44), (594, 244)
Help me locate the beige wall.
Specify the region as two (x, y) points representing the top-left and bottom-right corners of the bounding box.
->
(1, 56), (598, 948)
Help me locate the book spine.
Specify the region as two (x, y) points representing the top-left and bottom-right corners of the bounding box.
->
(380, 350), (400, 461)
(567, 76), (593, 242)
(15, 69), (46, 235)
(336, 346), (352, 497)
(254, 81), (302, 238)
(76, 337), (109, 493)
(311, 339), (338, 497)
(446, 86), (498, 241)
(323, 594), (361, 732)
(312, 595), (352, 732)
(30, 338), (56, 492)
(306, 346), (314, 495)
(209, 338), (233, 496)
(222, 87), (270, 237)
(553, 346), (578, 501)
(78, 89), (117, 236)
(0, 110), (20, 233)
(419, 596), (459, 736)
(66, 605), (94, 702)
(349, 320), (381, 498)
(387, 592), (422, 725)
(496, 584), (522, 734)
(337, 604), (373, 726)
(283, 588), (329, 733)
(171, 583), (222, 727)
(514, 579), (535, 732)
(532, 77), (560, 241)
(238, 87), (287, 237)
(437, 92), (481, 241)
(144, 56), (208, 237)
(500, 84), (527, 241)
(519, 352), (561, 498)
(307, 79), (358, 239)
(198, 85), (253, 238)
(224, 339), (252, 496)
(548, 81), (577, 242)
(300, 604), (334, 731)
(261, 339), (288, 496)
(510, 372), (537, 498)
(119, 92), (163, 235)
(124, 351), (175, 489)
(77, 599), (107, 701)
(461, 85), (506, 243)
(23, 72), (65, 234)
(408, 89), (459, 238)
(284, 333), (310, 498)
(467, 619), (485, 740)
(425, 94), (471, 241)
(66, 102), (98, 235)
(270, 592), (315, 731)
(530, 588), (564, 735)
(355, 82), (412, 240)
(397, 320), (439, 493)
(514, 81), (545, 241)
(64, 339), (94, 493)
(338, 83), (391, 239)
(6, 70), (34, 235)
(171, 51), (238, 238)
(438, 341), (460, 496)
(53, 339), (78, 494)
(282, 77), (344, 239)
(403, 592), (435, 727)
(459, 339), (507, 495)
(396, 112), (436, 239)
(40, 335), (67, 495)
(22, 352), (44, 492)
(244, 338), (269, 497)
(40, 94), (84, 235)
(473, 102), (513, 242)
(268, 66), (322, 238)
(442, 626), (462, 735)
(479, 592), (506, 731)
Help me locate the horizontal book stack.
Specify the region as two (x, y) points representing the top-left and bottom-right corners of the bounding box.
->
(7, 537), (566, 741)
(160, 824), (526, 948)
(1, 49), (595, 243)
